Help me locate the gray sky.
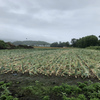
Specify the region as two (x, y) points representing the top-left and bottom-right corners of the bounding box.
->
(0, 0), (100, 43)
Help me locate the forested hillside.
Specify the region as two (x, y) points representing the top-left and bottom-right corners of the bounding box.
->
(50, 35), (100, 48)
(12, 41), (50, 46)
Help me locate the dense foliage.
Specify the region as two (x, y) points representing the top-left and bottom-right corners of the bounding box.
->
(0, 40), (8, 49)
(50, 42), (70, 47)
(98, 40), (100, 46)
(0, 40), (34, 49)
(72, 35), (98, 48)
(0, 81), (18, 100)
(50, 35), (99, 48)
(0, 81), (100, 100)
(86, 46), (100, 50)
(51, 81), (100, 100)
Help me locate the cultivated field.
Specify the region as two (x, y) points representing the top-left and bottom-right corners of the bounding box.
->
(0, 48), (100, 80)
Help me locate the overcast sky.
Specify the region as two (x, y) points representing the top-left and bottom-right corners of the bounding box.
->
(0, 0), (100, 43)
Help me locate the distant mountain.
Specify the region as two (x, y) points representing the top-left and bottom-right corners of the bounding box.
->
(0, 38), (16, 42)
(12, 41), (50, 46)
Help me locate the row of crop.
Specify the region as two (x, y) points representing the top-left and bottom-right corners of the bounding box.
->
(74, 49), (100, 80)
(0, 49), (100, 79)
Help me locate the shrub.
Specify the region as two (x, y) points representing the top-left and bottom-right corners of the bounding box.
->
(0, 40), (8, 49)
(43, 96), (50, 100)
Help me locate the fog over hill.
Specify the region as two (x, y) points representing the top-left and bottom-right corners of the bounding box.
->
(0, 38), (16, 42)
(12, 40), (50, 46)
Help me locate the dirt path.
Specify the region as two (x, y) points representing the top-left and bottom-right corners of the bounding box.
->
(0, 72), (100, 86)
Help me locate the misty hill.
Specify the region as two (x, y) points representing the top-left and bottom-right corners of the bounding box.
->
(0, 38), (16, 42)
(12, 41), (50, 46)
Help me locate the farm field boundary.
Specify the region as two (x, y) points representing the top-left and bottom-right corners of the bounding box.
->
(0, 48), (100, 99)
(0, 48), (100, 79)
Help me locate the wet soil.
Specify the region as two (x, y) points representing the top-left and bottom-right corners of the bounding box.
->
(0, 72), (100, 100)
(0, 72), (100, 86)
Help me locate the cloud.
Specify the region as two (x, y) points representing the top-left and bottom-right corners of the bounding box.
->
(0, 0), (100, 43)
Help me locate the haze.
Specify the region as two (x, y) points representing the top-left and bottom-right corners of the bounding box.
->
(0, 0), (100, 43)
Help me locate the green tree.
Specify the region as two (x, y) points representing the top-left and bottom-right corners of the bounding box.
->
(71, 38), (78, 47)
(58, 42), (66, 47)
(98, 40), (100, 46)
(50, 42), (58, 47)
(66, 42), (70, 47)
(75, 35), (98, 48)
(84, 35), (98, 47)
(0, 40), (8, 49)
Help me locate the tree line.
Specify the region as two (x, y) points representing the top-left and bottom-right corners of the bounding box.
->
(50, 41), (70, 47)
(0, 40), (33, 49)
(50, 35), (100, 48)
(0, 35), (100, 49)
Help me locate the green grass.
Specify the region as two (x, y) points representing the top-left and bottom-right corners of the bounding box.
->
(86, 46), (100, 50)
